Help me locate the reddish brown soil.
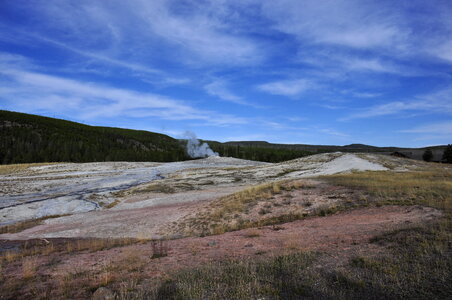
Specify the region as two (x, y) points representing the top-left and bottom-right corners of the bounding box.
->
(0, 199), (203, 240)
(0, 205), (441, 299)
(0, 186), (243, 240)
(94, 205), (439, 274)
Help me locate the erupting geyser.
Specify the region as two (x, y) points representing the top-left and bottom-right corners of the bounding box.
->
(184, 131), (219, 158)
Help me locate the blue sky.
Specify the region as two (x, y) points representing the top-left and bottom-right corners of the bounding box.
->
(0, 0), (451, 147)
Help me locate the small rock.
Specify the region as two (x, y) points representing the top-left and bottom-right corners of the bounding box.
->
(207, 241), (217, 246)
(92, 287), (114, 300)
(244, 243), (253, 248)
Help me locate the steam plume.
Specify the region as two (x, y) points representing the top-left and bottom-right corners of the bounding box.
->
(184, 131), (219, 158)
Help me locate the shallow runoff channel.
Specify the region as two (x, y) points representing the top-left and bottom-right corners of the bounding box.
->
(0, 158), (265, 225)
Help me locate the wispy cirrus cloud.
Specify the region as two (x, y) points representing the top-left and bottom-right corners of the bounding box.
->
(261, 0), (406, 50)
(1, 0), (452, 146)
(29, 33), (162, 75)
(432, 41), (452, 63)
(204, 79), (266, 108)
(0, 66), (248, 126)
(260, 0), (452, 61)
(0, 29), (191, 87)
(6, 0), (261, 66)
(400, 121), (452, 135)
(399, 121), (452, 143)
(345, 57), (400, 73)
(342, 86), (452, 120)
(257, 79), (316, 97)
(204, 80), (247, 105)
(136, 1), (261, 65)
(349, 92), (382, 98)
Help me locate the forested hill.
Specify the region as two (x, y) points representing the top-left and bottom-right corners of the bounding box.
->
(0, 110), (314, 164)
(1, 110), (446, 164)
(0, 110), (188, 164)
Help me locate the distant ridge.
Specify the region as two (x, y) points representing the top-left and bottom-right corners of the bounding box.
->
(0, 110), (446, 164)
(220, 141), (446, 161)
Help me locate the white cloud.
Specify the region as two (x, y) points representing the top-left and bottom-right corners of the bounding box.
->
(321, 104), (345, 110)
(261, 0), (406, 50)
(137, 1), (260, 65)
(286, 116), (307, 122)
(14, 0), (261, 66)
(429, 40), (452, 64)
(204, 79), (265, 108)
(399, 121), (452, 143)
(343, 86), (452, 120)
(350, 92), (382, 98)
(318, 128), (350, 138)
(346, 58), (398, 73)
(223, 134), (269, 142)
(0, 35), (190, 87)
(400, 121), (452, 135)
(0, 67), (248, 126)
(260, 0), (452, 66)
(204, 80), (243, 104)
(258, 79), (315, 96)
(298, 49), (411, 76)
(0, 52), (33, 68)
(29, 34), (161, 74)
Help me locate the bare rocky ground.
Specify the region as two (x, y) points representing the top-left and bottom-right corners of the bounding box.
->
(0, 152), (429, 239)
(0, 205), (442, 299)
(0, 152), (447, 299)
(49, 205), (441, 277)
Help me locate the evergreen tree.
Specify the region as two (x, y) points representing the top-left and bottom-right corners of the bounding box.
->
(442, 144), (452, 163)
(422, 148), (433, 162)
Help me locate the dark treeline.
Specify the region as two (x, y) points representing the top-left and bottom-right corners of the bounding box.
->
(0, 110), (315, 165)
(8, 110), (446, 165)
(207, 141), (313, 163)
(0, 110), (188, 164)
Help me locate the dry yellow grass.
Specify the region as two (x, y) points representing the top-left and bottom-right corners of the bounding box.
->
(174, 168), (452, 238)
(208, 180), (308, 219)
(0, 214), (71, 234)
(0, 238), (145, 264)
(104, 199), (121, 209)
(323, 169), (452, 212)
(3, 251), (19, 263)
(100, 261), (115, 286)
(281, 233), (303, 251)
(176, 180), (313, 236)
(22, 256), (38, 280)
(117, 248), (147, 273)
(243, 228), (261, 238)
(0, 162), (60, 175)
(71, 238), (145, 252)
(114, 180), (195, 197)
(272, 183), (281, 193)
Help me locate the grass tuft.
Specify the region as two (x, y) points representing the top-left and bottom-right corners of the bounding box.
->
(0, 214), (71, 234)
(22, 256), (38, 280)
(322, 169), (452, 212)
(176, 180), (314, 236)
(0, 162), (59, 175)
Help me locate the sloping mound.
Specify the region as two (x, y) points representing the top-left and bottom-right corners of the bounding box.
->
(253, 152), (388, 179)
(316, 153), (388, 175)
(180, 155), (269, 167)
